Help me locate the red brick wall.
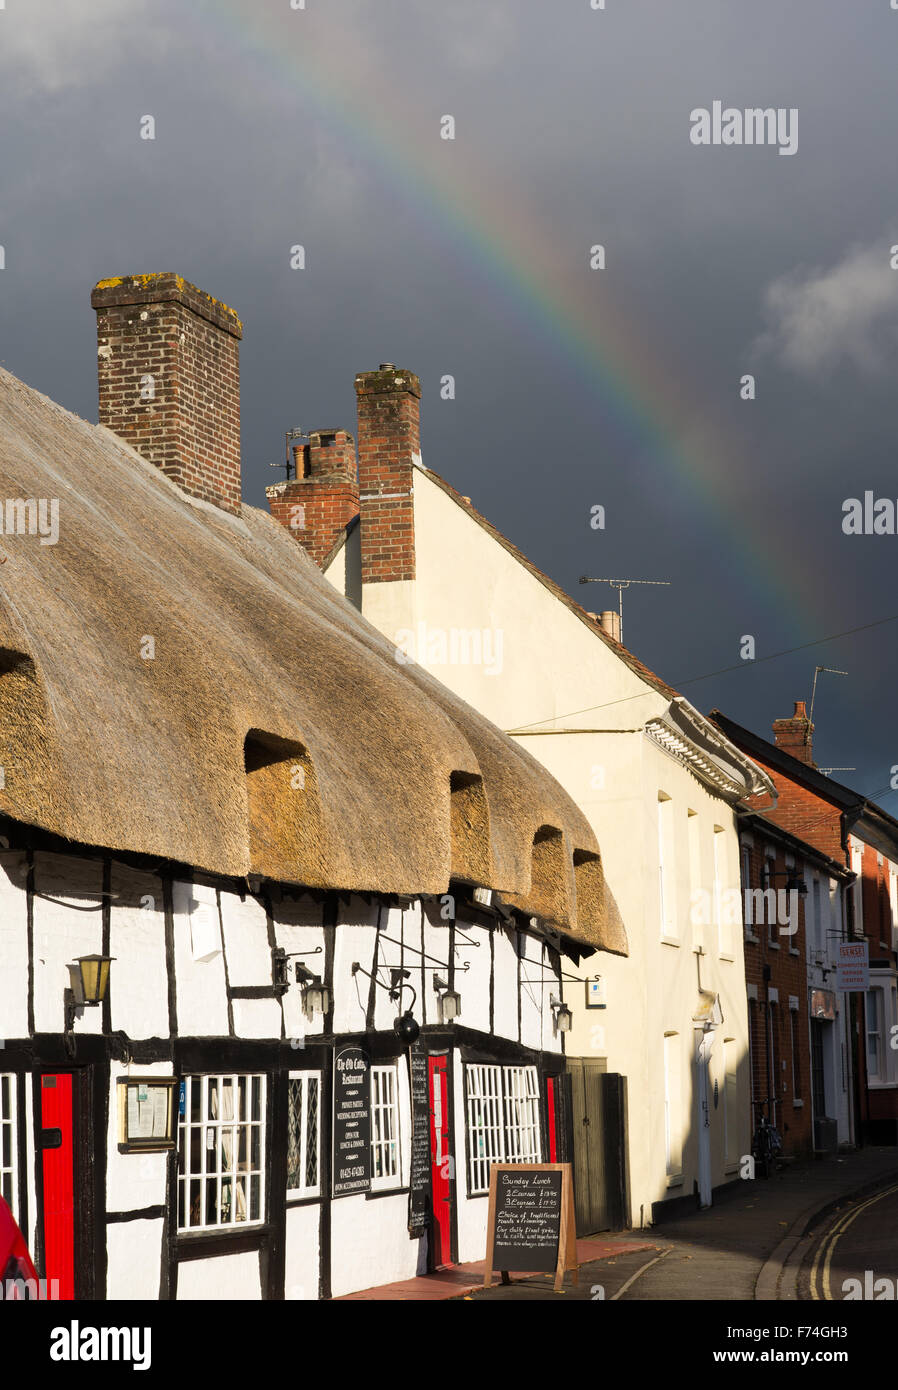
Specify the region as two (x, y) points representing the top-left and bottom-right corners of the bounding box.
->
(91, 274), (243, 515)
(266, 429), (359, 566)
(354, 365), (420, 585)
(741, 838), (813, 1156)
(743, 749), (845, 863)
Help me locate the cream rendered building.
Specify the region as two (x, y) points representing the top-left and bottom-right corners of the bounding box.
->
(274, 365), (775, 1230)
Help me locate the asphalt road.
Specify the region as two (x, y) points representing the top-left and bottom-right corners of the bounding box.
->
(798, 1182), (898, 1303)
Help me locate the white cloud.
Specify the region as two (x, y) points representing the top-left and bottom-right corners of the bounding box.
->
(753, 237), (898, 377)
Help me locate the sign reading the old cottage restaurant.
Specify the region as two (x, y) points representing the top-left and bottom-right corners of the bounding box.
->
(333, 1044), (371, 1196)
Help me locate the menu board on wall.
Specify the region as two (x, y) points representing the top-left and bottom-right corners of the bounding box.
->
(407, 1047), (430, 1236)
(333, 1044), (371, 1196)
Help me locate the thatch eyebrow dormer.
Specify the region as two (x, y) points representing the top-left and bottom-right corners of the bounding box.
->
(244, 731), (328, 887)
(0, 365), (625, 954)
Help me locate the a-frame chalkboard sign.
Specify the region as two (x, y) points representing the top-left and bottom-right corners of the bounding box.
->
(483, 1163), (578, 1292)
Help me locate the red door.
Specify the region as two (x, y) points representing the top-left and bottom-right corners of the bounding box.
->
(428, 1056), (452, 1267)
(546, 1076), (558, 1162)
(40, 1073), (75, 1300)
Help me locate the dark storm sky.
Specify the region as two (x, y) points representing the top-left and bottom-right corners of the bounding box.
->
(2, 0), (897, 801)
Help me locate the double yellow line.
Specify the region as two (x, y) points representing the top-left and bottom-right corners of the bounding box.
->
(809, 1183), (898, 1300)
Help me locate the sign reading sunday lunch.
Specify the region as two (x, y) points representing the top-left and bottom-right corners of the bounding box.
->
(333, 1045), (371, 1196)
(483, 1163), (578, 1292)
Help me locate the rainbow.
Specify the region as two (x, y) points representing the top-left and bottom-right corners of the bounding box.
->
(204, 0), (819, 643)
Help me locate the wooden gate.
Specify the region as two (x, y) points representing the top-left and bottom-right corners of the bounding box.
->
(566, 1059), (629, 1236)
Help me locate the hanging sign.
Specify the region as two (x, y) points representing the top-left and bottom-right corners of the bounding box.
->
(483, 1163), (578, 1292)
(333, 1044), (371, 1196)
(836, 940), (869, 992)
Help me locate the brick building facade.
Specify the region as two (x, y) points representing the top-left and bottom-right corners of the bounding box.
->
(714, 705), (898, 1147)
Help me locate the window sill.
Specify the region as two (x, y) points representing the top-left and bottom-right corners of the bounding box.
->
(792, 1099), (804, 1108)
(661, 935), (681, 948)
(744, 932), (759, 945)
(666, 1174), (683, 1189)
(724, 1163), (740, 1176)
(286, 1192), (322, 1208)
(718, 953), (735, 964)
(366, 1185), (409, 1200)
(789, 948), (800, 957)
(768, 941), (780, 951)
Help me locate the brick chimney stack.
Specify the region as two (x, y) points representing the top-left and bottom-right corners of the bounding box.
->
(265, 430), (360, 566)
(91, 273), (243, 515)
(772, 700), (815, 766)
(354, 364), (421, 585)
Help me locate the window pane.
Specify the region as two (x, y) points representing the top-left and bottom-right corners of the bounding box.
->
(307, 1079), (319, 1188)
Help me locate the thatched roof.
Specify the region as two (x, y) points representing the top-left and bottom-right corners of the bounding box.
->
(0, 367), (625, 953)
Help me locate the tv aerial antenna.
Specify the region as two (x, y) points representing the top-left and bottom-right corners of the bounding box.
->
(807, 666), (848, 747)
(270, 427), (306, 482)
(578, 576), (671, 645)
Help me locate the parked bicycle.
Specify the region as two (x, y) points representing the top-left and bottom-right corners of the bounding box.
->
(751, 1099), (783, 1179)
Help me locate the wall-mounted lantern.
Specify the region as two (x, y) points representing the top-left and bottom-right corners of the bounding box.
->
(295, 964), (331, 1020)
(550, 994), (573, 1033)
(64, 954), (114, 1057)
(433, 974), (462, 1024)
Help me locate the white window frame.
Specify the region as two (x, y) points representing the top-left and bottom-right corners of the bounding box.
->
(714, 826), (731, 956)
(658, 793), (675, 938)
(465, 1064), (541, 1196)
(286, 1070), (320, 1200)
(0, 1073), (18, 1223)
(663, 1033), (681, 1180)
(866, 988), (883, 1082)
(688, 811), (703, 944)
(789, 998), (802, 1103)
(866, 976), (898, 1087)
(810, 877), (822, 960)
(370, 1063), (401, 1192)
(850, 841), (865, 936)
(723, 1038), (738, 1166)
(177, 1073), (267, 1233)
(764, 851), (778, 945)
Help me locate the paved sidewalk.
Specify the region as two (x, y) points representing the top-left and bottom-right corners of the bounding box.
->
(335, 1148), (898, 1301)
(335, 1236), (656, 1300)
(470, 1147), (898, 1302)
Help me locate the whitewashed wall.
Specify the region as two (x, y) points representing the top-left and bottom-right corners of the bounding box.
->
(5, 848), (564, 1300)
(284, 1205), (320, 1300)
(0, 853), (29, 1039)
(107, 1220), (164, 1300)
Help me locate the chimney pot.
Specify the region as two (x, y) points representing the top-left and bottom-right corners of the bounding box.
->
(598, 610), (621, 643)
